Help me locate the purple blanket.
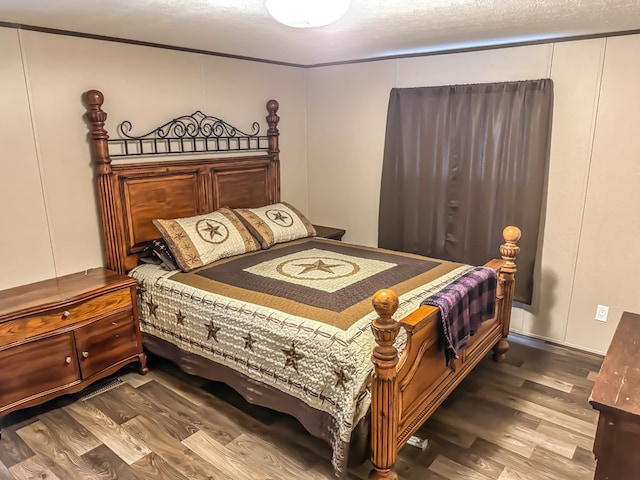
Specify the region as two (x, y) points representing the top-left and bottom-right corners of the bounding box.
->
(421, 266), (498, 369)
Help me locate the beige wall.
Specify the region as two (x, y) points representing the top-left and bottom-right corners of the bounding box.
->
(0, 29), (57, 288)
(307, 35), (640, 354)
(564, 35), (640, 352)
(2, 25), (639, 354)
(0, 28), (307, 290)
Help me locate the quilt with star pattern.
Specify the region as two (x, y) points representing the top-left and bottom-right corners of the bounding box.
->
(130, 237), (472, 474)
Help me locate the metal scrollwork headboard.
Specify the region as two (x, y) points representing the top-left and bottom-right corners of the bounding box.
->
(109, 110), (269, 157)
(84, 89), (281, 273)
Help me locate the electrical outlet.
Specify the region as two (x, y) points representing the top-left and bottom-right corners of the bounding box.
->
(595, 305), (609, 322)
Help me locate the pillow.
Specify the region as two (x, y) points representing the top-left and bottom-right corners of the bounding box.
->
(152, 207), (261, 272)
(139, 238), (179, 271)
(232, 202), (316, 249)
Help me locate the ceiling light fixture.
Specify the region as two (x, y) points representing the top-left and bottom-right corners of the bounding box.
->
(265, 0), (351, 28)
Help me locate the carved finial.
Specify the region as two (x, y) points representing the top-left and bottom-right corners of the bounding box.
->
(266, 99), (279, 115)
(266, 99), (280, 157)
(84, 89), (111, 175)
(85, 89), (104, 108)
(266, 99), (280, 132)
(372, 289), (399, 318)
(500, 225), (520, 273)
(503, 226), (521, 244)
(371, 289), (400, 351)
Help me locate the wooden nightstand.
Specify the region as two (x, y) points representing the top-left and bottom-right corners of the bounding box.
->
(0, 267), (147, 436)
(314, 225), (346, 241)
(590, 311), (640, 479)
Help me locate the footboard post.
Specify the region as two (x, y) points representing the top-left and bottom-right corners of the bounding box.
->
(370, 289), (400, 480)
(493, 226), (521, 363)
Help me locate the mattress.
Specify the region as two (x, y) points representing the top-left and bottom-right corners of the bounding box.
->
(129, 237), (472, 472)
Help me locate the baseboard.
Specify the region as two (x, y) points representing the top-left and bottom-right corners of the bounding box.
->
(509, 329), (605, 357)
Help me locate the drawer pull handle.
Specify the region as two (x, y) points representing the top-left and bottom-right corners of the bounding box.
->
(62, 310), (70, 319)
(82, 351), (89, 358)
(65, 356), (72, 364)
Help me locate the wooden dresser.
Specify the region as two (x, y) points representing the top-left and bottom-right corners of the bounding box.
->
(0, 267), (147, 436)
(590, 311), (640, 480)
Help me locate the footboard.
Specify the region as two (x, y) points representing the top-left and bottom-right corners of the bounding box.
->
(369, 226), (520, 480)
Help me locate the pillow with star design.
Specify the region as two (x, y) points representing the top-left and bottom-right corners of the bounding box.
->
(232, 202), (316, 249)
(152, 207), (261, 272)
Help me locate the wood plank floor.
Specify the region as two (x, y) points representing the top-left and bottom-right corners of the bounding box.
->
(0, 334), (602, 479)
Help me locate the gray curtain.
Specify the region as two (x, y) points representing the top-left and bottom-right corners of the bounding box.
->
(378, 79), (553, 304)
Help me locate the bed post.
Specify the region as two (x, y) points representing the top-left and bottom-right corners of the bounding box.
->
(370, 289), (400, 480)
(266, 99), (281, 203)
(492, 226), (521, 362)
(84, 90), (124, 274)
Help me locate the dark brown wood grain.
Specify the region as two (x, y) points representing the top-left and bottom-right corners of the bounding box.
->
(0, 268), (147, 434)
(37, 408), (100, 456)
(122, 173), (201, 251)
(0, 333), (81, 409)
(589, 311), (640, 480)
(113, 158), (281, 272)
(313, 224), (346, 240)
(590, 312), (640, 415)
(15, 421), (102, 480)
(0, 335), (603, 479)
(0, 268), (133, 322)
(573, 445), (597, 468)
(469, 438), (561, 480)
(75, 311), (140, 379)
(213, 163), (275, 208)
(0, 428), (33, 469)
(124, 415), (229, 480)
(137, 381), (240, 445)
(85, 383), (147, 426)
(131, 452), (189, 480)
(81, 444), (141, 480)
(90, 383), (194, 440)
(0, 288), (132, 348)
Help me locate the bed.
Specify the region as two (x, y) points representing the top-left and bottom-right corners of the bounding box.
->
(83, 90), (520, 479)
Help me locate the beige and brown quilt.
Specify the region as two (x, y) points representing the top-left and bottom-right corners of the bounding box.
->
(130, 238), (471, 473)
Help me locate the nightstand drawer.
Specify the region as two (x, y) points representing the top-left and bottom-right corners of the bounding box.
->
(0, 288), (132, 348)
(0, 333), (80, 411)
(75, 311), (140, 379)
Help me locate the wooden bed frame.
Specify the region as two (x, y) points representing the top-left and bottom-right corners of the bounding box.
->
(84, 90), (520, 479)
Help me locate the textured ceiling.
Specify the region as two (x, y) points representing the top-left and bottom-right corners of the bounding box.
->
(1, 0), (640, 65)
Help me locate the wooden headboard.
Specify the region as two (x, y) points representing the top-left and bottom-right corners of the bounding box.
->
(84, 90), (281, 273)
